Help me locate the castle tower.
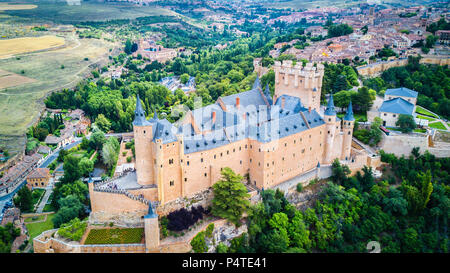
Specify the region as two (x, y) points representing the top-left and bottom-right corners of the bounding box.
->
(144, 203), (160, 253)
(341, 101), (355, 161)
(133, 94), (155, 186)
(323, 94), (337, 164)
(273, 60), (324, 111)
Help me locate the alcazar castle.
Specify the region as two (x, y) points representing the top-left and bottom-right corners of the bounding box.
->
(76, 60), (380, 252)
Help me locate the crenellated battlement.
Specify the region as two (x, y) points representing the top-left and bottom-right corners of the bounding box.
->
(273, 61), (324, 112)
(274, 60), (324, 78)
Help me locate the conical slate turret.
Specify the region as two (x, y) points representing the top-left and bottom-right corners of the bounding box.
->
(133, 94), (150, 126)
(324, 94), (336, 116)
(344, 100), (355, 121)
(252, 75), (261, 90)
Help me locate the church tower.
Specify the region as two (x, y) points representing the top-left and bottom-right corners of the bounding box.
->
(341, 100), (355, 161)
(133, 94), (155, 186)
(273, 60), (324, 111)
(323, 94), (337, 164)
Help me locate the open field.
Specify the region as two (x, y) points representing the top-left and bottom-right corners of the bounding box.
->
(0, 69), (36, 89)
(0, 3), (37, 11)
(0, 35), (65, 59)
(2, 2), (178, 24)
(0, 33), (115, 154)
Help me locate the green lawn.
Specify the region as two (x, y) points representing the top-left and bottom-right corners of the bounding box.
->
(414, 128), (427, 133)
(25, 214), (55, 241)
(43, 204), (55, 212)
(416, 106), (439, 118)
(416, 114), (436, 122)
(84, 228), (144, 245)
(24, 215), (46, 223)
(429, 122), (447, 130)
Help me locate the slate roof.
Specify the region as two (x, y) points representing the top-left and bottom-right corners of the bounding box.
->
(379, 97), (415, 115)
(385, 87), (418, 98)
(132, 78), (346, 154)
(344, 101), (355, 121)
(324, 94), (337, 116)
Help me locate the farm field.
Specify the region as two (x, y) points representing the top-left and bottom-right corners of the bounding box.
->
(0, 35), (65, 59)
(0, 69), (36, 89)
(0, 3), (37, 11)
(0, 33), (114, 154)
(2, 2), (178, 24)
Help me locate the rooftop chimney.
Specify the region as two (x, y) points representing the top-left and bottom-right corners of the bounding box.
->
(236, 97), (240, 109)
(281, 97), (285, 109)
(308, 106), (311, 113)
(212, 111), (216, 124)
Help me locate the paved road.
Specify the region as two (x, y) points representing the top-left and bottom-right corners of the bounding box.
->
(0, 139), (81, 214)
(36, 178), (54, 213)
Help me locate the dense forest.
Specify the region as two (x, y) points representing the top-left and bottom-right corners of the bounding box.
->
(217, 148), (449, 253)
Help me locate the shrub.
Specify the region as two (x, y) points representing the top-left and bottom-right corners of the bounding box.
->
(205, 223), (214, 239)
(126, 156), (132, 163)
(57, 218), (87, 241)
(167, 206), (205, 232)
(296, 183), (303, 192)
(191, 231), (207, 253)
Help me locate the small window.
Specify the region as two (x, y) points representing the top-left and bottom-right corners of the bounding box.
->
(187, 161), (189, 166)
(184, 178), (187, 182)
(201, 158), (203, 163)
(170, 181), (174, 186)
(204, 173), (207, 177)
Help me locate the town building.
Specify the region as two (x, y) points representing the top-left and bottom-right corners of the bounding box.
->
(133, 38), (177, 63)
(26, 168), (51, 189)
(369, 87), (418, 127)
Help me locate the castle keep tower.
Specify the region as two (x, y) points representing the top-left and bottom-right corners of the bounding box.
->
(133, 94), (155, 186)
(323, 94), (337, 164)
(341, 101), (355, 161)
(273, 60), (324, 112)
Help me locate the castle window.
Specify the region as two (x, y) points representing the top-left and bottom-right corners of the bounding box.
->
(204, 173), (207, 177)
(169, 159), (174, 164)
(143, 130), (146, 134)
(258, 162), (260, 166)
(239, 146), (241, 151)
(328, 131), (330, 134)
(184, 178), (187, 182)
(170, 181), (174, 186)
(348, 131), (351, 135)
(245, 145), (248, 149)
(285, 143), (287, 147)
(250, 159), (252, 163)
(201, 158), (203, 163)
(187, 161), (189, 166)
(214, 155), (216, 159)
(259, 148), (261, 152)
(302, 149), (305, 153)
(328, 118), (331, 122)
(233, 148), (235, 152)
(267, 163), (269, 167)
(240, 160), (242, 165)
(227, 150), (229, 155)
(220, 153), (223, 157)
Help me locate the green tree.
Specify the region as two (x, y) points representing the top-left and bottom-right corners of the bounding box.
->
(211, 167), (250, 225)
(396, 114), (416, 133)
(95, 114), (111, 133)
(78, 158), (94, 177)
(14, 186), (33, 212)
(180, 73), (190, 84)
(61, 155), (81, 183)
(191, 231), (207, 253)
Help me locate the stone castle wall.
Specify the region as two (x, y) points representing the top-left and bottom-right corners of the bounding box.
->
(357, 55), (450, 77)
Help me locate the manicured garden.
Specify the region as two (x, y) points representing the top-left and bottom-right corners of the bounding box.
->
(416, 106), (439, 118)
(25, 213), (55, 241)
(83, 228), (144, 245)
(428, 121), (447, 130)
